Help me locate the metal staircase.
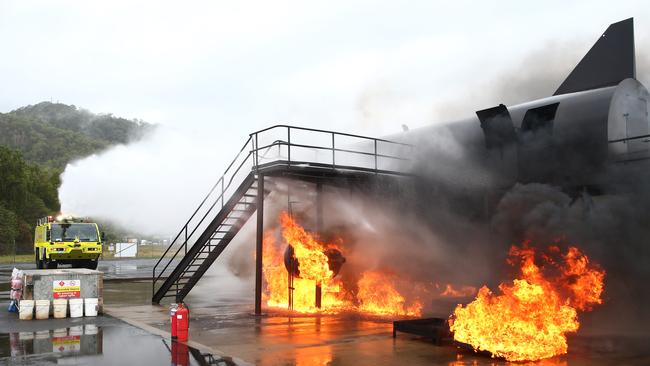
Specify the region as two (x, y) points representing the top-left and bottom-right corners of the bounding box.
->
(152, 125), (412, 304)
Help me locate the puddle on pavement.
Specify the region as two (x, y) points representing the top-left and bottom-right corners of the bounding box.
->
(0, 319), (237, 365)
(103, 280), (153, 305)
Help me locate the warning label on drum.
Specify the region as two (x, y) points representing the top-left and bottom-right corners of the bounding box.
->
(53, 280), (80, 298)
(52, 335), (81, 353)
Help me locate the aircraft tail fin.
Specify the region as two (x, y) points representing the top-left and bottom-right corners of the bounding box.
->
(554, 18), (635, 95)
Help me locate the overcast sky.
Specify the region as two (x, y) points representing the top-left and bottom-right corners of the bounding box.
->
(2, 1), (650, 137)
(3, 1), (650, 234)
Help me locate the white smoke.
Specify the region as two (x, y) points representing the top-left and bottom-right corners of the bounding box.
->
(59, 125), (239, 236)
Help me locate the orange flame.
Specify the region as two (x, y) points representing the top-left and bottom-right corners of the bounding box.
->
(440, 284), (478, 298)
(262, 212), (421, 317)
(357, 271), (422, 317)
(449, 243), (605, 362)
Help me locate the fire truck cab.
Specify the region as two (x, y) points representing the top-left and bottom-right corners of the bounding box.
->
(34, 215), (103, 269)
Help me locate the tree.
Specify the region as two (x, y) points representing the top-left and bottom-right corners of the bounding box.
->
(0, 204), (18, 255)
(0, 146), (61, 253)
(0, 146), (27, 211)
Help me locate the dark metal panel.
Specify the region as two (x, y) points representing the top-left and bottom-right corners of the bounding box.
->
(518, 103), (560, 183)
(393, 318), (452, 344)
(554, 18), (635, 95)
(520, 103), (559, 133)
(476, 104), (516, 150)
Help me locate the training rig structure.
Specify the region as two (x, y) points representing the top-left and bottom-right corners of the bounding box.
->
(152, 125), (412, 314)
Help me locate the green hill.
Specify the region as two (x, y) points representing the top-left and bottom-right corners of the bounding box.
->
(0, 102), (154, 255)
(1, 102), (153, 169)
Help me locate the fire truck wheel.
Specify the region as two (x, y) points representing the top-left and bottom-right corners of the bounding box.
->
(45, 259), (58, 269)
(86, 260), (98, 270)
(35, 251), (44, 269)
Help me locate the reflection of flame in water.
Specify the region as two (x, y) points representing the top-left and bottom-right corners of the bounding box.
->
(293, 345), (333, 366)
(449, 243), (605, 362)
(448, 353), (569, 366)
(263, 212), (422, 316)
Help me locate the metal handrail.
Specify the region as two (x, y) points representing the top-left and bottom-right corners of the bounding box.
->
(254, 141), (410, 161)
(252, 124), (412, 147)
(249, 126), (412, 174)
(152, 125), (411, 298)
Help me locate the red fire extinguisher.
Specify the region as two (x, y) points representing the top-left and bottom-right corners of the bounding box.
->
(176, 303), (189, 342)
(170, 303), (178, 339)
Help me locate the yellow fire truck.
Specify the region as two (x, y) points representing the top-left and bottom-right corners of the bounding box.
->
(34, 215), (104, 269)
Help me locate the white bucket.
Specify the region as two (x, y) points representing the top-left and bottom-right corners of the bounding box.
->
(85, 324), (98, 335)
(84, 298), (98, 317)
(35, 330), (50, 339)
(53, 299), (67, 319)
(19, 300), (34, 320)
(69, 325), (83, 336)
(18, 332), (34, 341)
(69, 298), (84, 318)
(35, 300), (50, 320)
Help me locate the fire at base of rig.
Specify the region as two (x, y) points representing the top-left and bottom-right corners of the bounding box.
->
(449, 244), (606, 362)
(263, 212), (423, 316)
(261, 212), (607, 363)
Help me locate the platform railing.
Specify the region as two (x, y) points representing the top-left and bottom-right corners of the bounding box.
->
(152, 125), (412, 299)
(250, 125), (412, 174)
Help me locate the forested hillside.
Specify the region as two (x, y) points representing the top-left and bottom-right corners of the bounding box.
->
(0, 102), (154, 254)
(1, 102), (152, 169)
(0, 146), (60, 254)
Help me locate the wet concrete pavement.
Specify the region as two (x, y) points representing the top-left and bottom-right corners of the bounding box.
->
(105, 282), (650, 366)
(0, 258), (175, 282)
(0, 310), (243, 365)
(3, 274), (650, 365)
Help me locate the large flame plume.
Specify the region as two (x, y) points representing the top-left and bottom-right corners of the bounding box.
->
(449, 243), (605, 362)
(262, 212), (423, 316)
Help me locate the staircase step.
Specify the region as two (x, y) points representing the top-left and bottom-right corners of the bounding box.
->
(224, 218), (242, 224)
(152, 173), (261, 304)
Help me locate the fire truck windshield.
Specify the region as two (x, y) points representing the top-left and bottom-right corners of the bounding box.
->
(51, 223), (98, 242)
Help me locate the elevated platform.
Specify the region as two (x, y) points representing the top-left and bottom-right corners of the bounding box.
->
(152, 125), (412, 306)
